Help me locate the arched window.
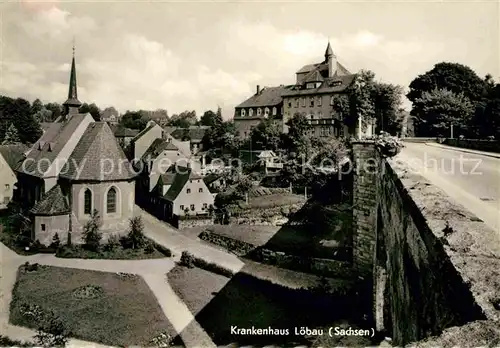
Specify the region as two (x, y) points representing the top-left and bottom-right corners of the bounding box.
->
(257, 108), (262, 116)
(84, 189), (92, 215)
(107, 187), (117, 213)
(249, 109), (254, 116)
(241, 109), (246, 117)
(272, 107), (277, 115)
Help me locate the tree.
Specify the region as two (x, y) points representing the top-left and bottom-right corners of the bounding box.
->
(127, 216), (145, 249)
(82, 210), (102, 251)
(168, 110), (197, 128)
(2, 124), (21, 144)
(44, 103), (62, 121)
(283, 112), (312, 155)
(79, 102), (101, 121)
(250, 118), (282, 151)
(101, 106), (119, 122)
(10, 98), (42, 144)
(31, 98), (44, 115)
(33, 107), (53, 123)
(407, 62), (489, 105)
(473, 82), (500, 139)
(412, 88), (474, 137)
(200, 110), (218, 127)
(371, 82), (405, 135)
(120, 111), (148, 130)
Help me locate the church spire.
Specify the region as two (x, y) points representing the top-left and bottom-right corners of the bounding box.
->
(325, 40), (334, 59)
(63, 39), (81, 116)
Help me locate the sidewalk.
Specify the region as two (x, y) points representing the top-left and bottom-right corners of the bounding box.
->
(425, 142), (500, 159)
(135, 206), (245, 274)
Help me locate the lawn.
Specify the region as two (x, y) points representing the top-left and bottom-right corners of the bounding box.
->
(55, 241), (169, 260)
(167, 265), (374, 347)
(9, 265), (177, 347)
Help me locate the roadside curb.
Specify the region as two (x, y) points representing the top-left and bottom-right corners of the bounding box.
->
(424, 142), (500, 159)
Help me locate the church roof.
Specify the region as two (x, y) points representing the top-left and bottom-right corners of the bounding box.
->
(303, 69), (324, 83)
(0, 144), (29, 171)
(30, 184), (70, 216)
(17, 113), (91, 177)
(296, 61), (350, 75)
(59, 122), (136, 181)
(282, 73), (356, 97)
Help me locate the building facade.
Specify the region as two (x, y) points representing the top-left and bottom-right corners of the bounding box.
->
(233, 42), (375, 140)
(234, 85), (292, 139)
(0, 144), (29, 209)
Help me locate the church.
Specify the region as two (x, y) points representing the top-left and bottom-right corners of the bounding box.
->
(15, 49), (137, 245)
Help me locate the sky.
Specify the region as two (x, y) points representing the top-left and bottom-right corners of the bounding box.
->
(0, 0), (498, 120)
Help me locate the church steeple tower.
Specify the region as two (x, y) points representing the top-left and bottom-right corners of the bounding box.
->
(324, 40), (337, 78)
(63, 41), (82, 117)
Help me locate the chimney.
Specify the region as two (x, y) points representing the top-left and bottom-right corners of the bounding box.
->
(256, 85), (260, 95)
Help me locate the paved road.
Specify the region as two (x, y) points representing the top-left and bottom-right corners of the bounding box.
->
(398, 143), (500, 231)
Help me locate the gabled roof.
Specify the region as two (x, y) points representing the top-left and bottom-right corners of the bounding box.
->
(30, 184), (70, 216)
(17, 113), (91, 177)
(0, 144), (29, 171)
(130, 123), (156, 144)
(162, 165), (203, 202)
(236, 85), (294, 108)
(59, 122), (136, 181)
(141, 138), (180, 161)
(203, 173), (222, 185)
(258, 150), (276, 158)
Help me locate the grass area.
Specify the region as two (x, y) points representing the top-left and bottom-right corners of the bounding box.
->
(9, 265), (177, 346)
(168, 265), (374, 347)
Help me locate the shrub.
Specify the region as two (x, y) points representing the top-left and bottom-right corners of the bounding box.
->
(127, 216), (145, 249)
(82, 210), (102, 251)
(50, 233), (60, 249)
(55, 245), (74, 258)
(144, 242), (155, 254)
(154, 243), (172, 257)
(372, 131), (404, 157)
(34, 310), (70, 347)
(119, 235), (133, 249)
(180, 251), (195, 268)
(103, 234), (120, 252)
(192, 257), (234, 278)
(0, 335), (34, 347)
(23, 262), (39, 272)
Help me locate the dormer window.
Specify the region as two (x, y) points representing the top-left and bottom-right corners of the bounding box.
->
(264, 107), (269, 116)
(241, 109), (246, 117)
(249, 109), (253, 117)
(257, 108), (262, 116)
(272, 107), (277, 116)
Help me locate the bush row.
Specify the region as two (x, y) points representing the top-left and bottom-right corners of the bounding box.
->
(198, 231), (255, 256)
(179, 251), (234, 278)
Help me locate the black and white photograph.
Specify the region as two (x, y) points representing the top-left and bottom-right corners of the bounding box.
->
(0, 0), (499, 347)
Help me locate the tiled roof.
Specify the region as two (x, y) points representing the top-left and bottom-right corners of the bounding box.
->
(171, 126), (210, 141)
(130, 124), (155, 144)
(236, 85), (293, 108)
(296, 61), (351, 76)
(17, 113), (90, 177)
(60, 122), (136, 181)
(161, 165), (200, 202)
(141, 138), (180, 161)
(30, 184), (70, 216)
(203, 173), (221, 185)
(0, 144), (29, 171)
(303, 69), (324, 83)
(282, 74), (356, 97)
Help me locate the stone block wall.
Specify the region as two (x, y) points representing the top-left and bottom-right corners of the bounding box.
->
(352, 141), (500, 346)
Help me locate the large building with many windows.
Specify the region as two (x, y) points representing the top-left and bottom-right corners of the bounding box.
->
(234, 42), (374, 139)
